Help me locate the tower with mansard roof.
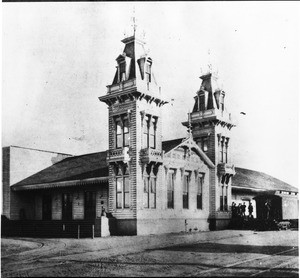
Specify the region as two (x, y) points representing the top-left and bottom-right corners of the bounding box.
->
(183, 69), (236, 230)
(99, 25), (168, 235)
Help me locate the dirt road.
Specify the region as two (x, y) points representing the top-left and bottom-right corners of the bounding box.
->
(1, 229), (298, 277)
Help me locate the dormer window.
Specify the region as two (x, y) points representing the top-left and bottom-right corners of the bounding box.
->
(119, 61), (126, 82)
(220, 95), (224, 111)
(145, 62), (151, 83)
(199, 94), (205, 111)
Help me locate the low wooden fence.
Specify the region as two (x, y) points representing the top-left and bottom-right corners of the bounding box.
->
(1, 218), (102, 238)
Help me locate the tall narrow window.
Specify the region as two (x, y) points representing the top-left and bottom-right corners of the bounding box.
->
(116, 119), (122, 148)
(199, 94), (205, 111)
(202, 137), (208, 152)
(143, 176), (149, 208)
(220, 186), (224, 211)
(143, 116), (149, 148)
(197, 175), (203, 209)
(149, 118), (156, 149)
(119, 62), (126, 82)
(224, 186), (228, 211)
(150, 177), (156, 208)
(220, 138), (224, 163)
(123, 118), (129, 147)
(116, 177), (123, 209)
(224, 138), (229, 163)
(183, 173), (189, 209)
(116, 165), (130, 209)
(167, 172), (174, 209)
(123, 176), (130, 208)
(145, 62), (151, 83)
(218, 135), (222, 163)
(115, 115), (130, 149)
(143, 115), (157, 149)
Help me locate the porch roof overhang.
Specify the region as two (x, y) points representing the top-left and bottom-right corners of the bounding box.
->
(232, 185), (267, 193)
(12, 176), (109, 191)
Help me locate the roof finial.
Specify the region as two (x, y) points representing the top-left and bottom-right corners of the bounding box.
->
(131, 7), (137, 36)
(188, 111), (192, 139)
(188, 111), (192, 159)
(208, 49), (213, 73)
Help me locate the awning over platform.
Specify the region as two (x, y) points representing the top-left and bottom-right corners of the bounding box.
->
(12, 177), (109, 191)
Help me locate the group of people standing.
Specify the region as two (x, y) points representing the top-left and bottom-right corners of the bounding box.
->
(232, 201), (253, 219)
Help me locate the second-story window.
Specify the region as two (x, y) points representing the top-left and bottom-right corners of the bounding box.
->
(224, 138), (229, 163)
(142, 115), (157, 149)
(123, 118), (129, 147)
(149, 118), (156, 149)
(115, 115), (130, 149)
(198, 137), (208, 153)
(116, 119), (122, 148)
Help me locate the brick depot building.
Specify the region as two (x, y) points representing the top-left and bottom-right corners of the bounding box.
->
(2, 33), (298, 237)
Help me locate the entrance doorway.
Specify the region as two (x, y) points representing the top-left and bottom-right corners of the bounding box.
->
(42, 194), (52, 220)
(84, 191), (96, 220)
(62, 193), (73, 220)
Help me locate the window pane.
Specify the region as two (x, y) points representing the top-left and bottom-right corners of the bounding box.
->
(117, 193), (122, 208)
(167, 191), (174, 208)
(116, 121), (122, 134)
(150, 178), (156, 193)
(198, 177), (203, 194)
(144, 192), (149, 208)
(150, 192), (156, 209)
(183, 194), (188, 209)
(117, 134), (122, 148)
(197, 194), (202, 209)
(124, 133), (130, 147)
(149, 134), (155, 149)
(124, 193), (130, 208)
(199, 95), (205, 111)
(144, 177), (149, 193)
(119, 62), (125, 73)
(203, 138), (208, 152)
(143, 133), (148, 148)
(124, 177), (129, 192)
(123, 119), (129, 133)
(116, 178), (122, 192)
(220, 196), (223, 211)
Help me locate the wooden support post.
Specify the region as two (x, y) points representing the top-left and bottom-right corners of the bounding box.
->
(77, 225), (80, 239)
(92, 225), (94, 239)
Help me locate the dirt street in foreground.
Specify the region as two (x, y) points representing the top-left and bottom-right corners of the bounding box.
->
(1, 229), (298, 277)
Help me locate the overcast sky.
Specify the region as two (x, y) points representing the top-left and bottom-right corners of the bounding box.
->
(2, 2), (299, 187)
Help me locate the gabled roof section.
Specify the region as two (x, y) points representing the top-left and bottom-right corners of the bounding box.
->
(232, 167), (298, 193)
(162, 137), (215, 168)
(12, 151), (109, 188)
(162, 138), (186, 153)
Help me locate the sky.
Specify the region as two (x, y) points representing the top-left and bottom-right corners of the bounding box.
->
(2, 2), (299, 187)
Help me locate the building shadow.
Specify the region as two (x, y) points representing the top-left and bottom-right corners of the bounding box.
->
(152, 242), (298, 256)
